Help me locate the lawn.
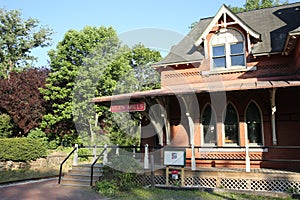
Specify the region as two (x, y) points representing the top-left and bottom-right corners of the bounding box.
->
(107, 187), (295, 200)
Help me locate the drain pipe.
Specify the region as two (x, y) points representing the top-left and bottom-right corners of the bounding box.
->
(270, 88), (277, 145)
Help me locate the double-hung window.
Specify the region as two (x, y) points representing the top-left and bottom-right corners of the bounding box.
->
(211, 29), (245, 69)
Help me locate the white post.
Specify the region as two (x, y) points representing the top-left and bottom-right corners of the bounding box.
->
(187, 113), (196, 171)
(144, 144), (149, 169)
(73, 144), (78, 166)
(103, 144), (108, 165)
(116, 144), (119, 156)
(93, 144), (97, 162)
(133, 145), (136, 158)
(245, 143), (250, 172)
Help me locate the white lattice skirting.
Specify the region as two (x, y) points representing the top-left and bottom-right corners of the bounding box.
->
(134, 175), (300, 193)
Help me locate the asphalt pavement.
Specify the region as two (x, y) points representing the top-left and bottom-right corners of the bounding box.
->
(0, 178), (108, 200)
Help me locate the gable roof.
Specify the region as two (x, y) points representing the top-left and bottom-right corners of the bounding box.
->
(194, 4), (261, 47)
(154, 2), (300, 67)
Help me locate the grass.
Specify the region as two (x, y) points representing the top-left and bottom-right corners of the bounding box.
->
(106, 187), (296, 200)
(0, 168), (58, 184)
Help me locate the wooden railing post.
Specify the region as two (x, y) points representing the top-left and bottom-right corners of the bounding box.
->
(103, 144), (108, 165)
(144, 144), (149, 169)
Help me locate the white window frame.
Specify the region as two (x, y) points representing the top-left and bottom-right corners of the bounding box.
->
(245, 101), (264, 146)
(201, 103), (217, 146)
(211, 28), (246, 70)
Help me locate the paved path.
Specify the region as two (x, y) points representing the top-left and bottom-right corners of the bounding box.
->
(0, 178), (108, 200)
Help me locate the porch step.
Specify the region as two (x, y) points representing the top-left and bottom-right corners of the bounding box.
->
(60, 164), (103, 187)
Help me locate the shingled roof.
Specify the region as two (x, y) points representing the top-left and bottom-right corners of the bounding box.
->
(154, 2), (300, 67)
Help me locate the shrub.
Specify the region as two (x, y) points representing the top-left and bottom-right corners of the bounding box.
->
(27, 128), (48, 147)
(95, 180), (118, 196)
(0, 113), (14, 138)
(0, 138), (47, 161)
(78, 148), (91, 162)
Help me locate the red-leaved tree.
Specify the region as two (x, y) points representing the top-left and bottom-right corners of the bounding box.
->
(0, 68), (49, 136)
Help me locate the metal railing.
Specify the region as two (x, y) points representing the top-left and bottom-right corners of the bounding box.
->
(58, 145), (78, 184)
(90, 147), (107, 186)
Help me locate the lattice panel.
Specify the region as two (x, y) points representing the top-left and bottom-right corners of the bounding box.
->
(133, 174), (300, 193)
(185, 177), (217, 188)
(251, 179), (300, 192)
(220, 178), (248, 190)
(200, 153), (262, 160)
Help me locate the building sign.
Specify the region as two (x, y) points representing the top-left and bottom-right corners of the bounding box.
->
(164, 149), (186, 166)
(110, 102), (146, 113)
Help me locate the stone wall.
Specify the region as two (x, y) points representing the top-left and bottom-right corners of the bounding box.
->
(0, 153), (68, 171)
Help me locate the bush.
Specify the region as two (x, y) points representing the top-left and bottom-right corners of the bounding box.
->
(0, 113), (14, 138)
(95, 180), (118, 196)
(27, 128), (48, 147)
(78, 148), (91, 162)
(0, 138), (47, 161)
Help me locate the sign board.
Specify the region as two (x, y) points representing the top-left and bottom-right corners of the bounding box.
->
(164, 149), (186, 166)
(110, 102), (146, 113)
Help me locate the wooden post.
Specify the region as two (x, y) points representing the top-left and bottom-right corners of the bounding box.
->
(181, 167), (185, 186)
(144, 144), (149, 169)
(166, 166), (169, 186)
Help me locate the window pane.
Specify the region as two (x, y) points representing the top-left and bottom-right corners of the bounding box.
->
(213, 45), (225, 57)
(230, 43), (243, 54)
(213, 57), (226, 68)
(224, 104), (239, 145)
(202, 105), (217, 144)
(246, 103), (263, 144)
(231, 55), (245, 66)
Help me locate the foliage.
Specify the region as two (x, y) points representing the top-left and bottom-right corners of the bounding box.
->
(96, 165), (139, 197)
(42, 25), (162, 146)
(0, 8), (53, 78)
(0, 138), (47, 161)
(78, 148), (92, 161)
(189, 0), (289, 29)
(0, 113), (14, 138)
(0, 68), (49, 136)
(40, 26), (118, 141)
(27, 128), (49, 147)
(229, 0), (288, 13)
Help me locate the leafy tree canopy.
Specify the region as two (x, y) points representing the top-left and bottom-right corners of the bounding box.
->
(0, 8), (53, 78)
(41, 26), (162, 146)
(189, 0), (289, 29)
(0, 68), (49, 136)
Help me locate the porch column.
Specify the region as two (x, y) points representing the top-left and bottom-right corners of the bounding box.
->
(162, 114), (171, 145)
(187, 113), (196, 171)
(270, 88), (277, 145)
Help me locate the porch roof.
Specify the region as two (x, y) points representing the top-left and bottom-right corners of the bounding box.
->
(92, 78), (300, 103)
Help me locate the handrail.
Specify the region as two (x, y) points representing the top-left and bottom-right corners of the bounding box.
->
(90, 147), (107, 186)
(58, 146), (77, 184)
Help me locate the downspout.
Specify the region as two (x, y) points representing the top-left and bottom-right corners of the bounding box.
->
(270, 88), (277, 145)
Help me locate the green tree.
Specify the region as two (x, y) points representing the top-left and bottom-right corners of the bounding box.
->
(229, 0), (288, 13)
(0, 113), (14, 138)
(0, 8), (53, 78)
(190, 0), (289, 29)
(40, 26), (117, 141)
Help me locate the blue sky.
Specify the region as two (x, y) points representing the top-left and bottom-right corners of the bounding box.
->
(2, 0), (299, 67)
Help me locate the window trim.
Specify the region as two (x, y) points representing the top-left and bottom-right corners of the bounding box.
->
(210, 28), (246, 71)
(245, 101), (264, 146)
(201, 103), (217, 146)
(223, 102), (240, 146)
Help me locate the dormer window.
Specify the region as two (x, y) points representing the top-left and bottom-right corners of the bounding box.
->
(211, 29), (245, 69)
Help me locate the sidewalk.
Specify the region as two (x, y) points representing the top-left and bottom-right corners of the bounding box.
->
(0, 178), (108, 200)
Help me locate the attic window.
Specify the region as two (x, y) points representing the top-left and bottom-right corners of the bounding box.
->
(211, 29), (245, 69)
